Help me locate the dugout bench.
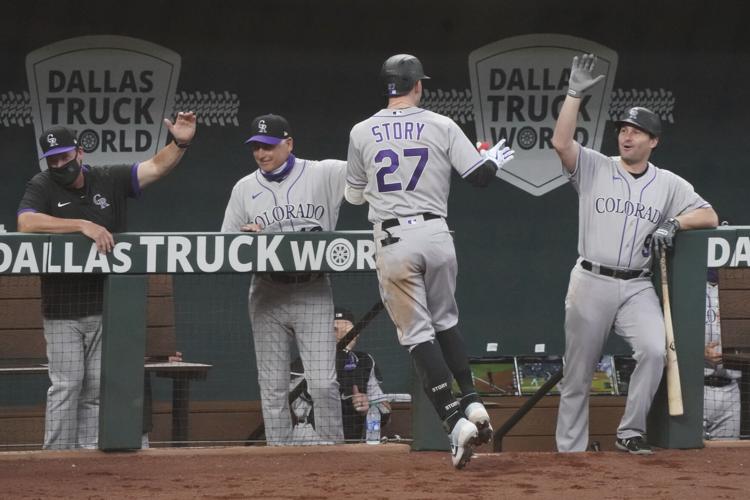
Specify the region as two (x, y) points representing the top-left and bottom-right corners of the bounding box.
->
(0, 274), (211, 446)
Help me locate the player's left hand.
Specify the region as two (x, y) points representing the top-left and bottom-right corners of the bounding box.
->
(484, 139), (515, 170)
(567, 54), (605, 98)
(651, 217), (681, 257)
(165, 111), (197, 145)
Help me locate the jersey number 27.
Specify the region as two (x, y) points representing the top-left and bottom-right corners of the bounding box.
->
(375, 147), (429, 193)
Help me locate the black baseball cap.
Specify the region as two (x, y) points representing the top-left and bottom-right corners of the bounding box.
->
(38, 126), (78, 160)
(245, 114), (292, 145)
(334, 307), (355, 324)
(615, 107), (662, 137)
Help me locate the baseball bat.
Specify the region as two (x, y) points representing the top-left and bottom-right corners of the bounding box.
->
(659, 252), (684, 416)
(288, 300), (385, 403)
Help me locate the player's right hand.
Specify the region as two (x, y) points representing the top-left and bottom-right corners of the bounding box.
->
(240, 223), (262, 232)
(80, 220), (115, 254)
(567, 54), (605, 98)
(485, 139), (515, 170)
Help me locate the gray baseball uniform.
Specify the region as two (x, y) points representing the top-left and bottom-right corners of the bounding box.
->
(556, 145), (712, 452)
(222, 156), (345, 445)
(704, 280), (741, 440)
(347, 107), (485, 345)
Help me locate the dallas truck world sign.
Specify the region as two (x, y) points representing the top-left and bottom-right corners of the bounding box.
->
(0, 233), (376, 274)
(468, 34), (618, 196)
(26, 35), (181, 168)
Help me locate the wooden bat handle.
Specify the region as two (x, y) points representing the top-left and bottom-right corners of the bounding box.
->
(660, 252), (684, 416)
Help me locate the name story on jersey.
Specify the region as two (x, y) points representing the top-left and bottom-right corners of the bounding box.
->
(369, 121), (425, 142)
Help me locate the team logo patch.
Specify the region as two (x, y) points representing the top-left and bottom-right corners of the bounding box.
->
(26, 35), (181, 168)
(258, 119), (267, 133)
(93, 193), (110, 209)
(468, 34), (618, 196)
(46, 134), (58, 147)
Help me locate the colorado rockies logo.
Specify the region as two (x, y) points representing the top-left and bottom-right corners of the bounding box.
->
(47, 134), (58, 147)
(258, 119), (267, 133)
(93, 194), (110, 209)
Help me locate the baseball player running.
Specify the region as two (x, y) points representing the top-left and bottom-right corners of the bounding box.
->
(345, 54), (514, 469)
(552, 54), (718, 454)
(221, 114), (344, 446)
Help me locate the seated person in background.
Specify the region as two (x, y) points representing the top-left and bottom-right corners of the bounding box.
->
(291, 307), (391, 442)
(704, 268), (741, 440)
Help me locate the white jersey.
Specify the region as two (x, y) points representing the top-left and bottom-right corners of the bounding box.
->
(566, 146), (711, 270)
(346, 107), (485, 223)
(221, 157), (346, 232)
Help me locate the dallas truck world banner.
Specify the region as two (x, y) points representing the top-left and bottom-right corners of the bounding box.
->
(0, 232), (377, 274)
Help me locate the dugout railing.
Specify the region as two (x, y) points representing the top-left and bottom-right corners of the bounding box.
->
(1, 229), (745, 450)
(0, 231), (391, 450)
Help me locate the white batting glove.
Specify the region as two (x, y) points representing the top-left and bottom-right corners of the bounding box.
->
(484, 139), (515, 170)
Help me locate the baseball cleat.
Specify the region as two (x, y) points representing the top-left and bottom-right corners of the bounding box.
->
(615, 436), (653, 455)
(465, 402), (493, 445)
(450, 418), (479, 469)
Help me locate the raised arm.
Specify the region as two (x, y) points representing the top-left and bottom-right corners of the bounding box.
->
(137, 111), (197, 189)
(552, 54), (605, 172)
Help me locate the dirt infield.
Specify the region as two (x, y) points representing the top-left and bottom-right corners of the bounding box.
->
(1, 444), (749, 499)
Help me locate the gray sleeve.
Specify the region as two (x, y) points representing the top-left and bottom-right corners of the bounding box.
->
(448, 120), (485, 178)
(220, 183), (246, 232)
(346, 130), (368, 188)
(323, 159), (347, 203)
(663, 172), (712, 219)
(564, 145), (607, 193)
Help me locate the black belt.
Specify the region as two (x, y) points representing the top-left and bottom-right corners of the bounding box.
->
(381, 213), (441, 230)
(265, 273), (323, 285)
(580, 260), (651, 280)
(704, 375), (734, 387)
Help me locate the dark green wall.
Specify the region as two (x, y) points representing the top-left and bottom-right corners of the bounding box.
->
(2, 0), (749, 385)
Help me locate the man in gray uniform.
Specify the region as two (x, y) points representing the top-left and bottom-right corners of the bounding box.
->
(552, 54), (719, 454)
(704, 268), (741, 440)
(345, 54), (514, 469)
(222, 114), (344, 446)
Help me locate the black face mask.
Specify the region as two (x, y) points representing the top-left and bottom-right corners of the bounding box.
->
(48, 157), (81, 187)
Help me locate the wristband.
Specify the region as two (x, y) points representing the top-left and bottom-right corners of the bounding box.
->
(174, 139), (191, 149)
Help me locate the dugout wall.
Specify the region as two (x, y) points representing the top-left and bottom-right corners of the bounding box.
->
(1, 230), (744, 450)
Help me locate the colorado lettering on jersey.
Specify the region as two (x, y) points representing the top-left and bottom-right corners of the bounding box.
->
(253, 203), (325, 228)
(595, 197), (661, 224)
(371, 121), (425, 143)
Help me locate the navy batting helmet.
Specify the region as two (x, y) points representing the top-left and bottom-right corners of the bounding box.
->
(380, 54), (430, 97)
(616, 107), (662, 137)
